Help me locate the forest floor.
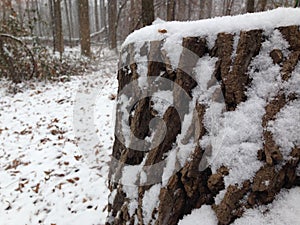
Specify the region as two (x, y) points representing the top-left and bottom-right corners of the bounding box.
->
(0, 48), (118, 225)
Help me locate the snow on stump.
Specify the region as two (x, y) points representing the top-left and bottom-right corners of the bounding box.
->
(107, 8), (300, 225)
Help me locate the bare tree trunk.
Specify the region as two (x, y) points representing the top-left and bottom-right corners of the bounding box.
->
(141, 0), (154, 26)
(100, 0), (108, 41)
(130, 0), (142, 32)
(167, 0), (175, 21)
(176, 0), (186, 20)
(188, 0), (192, 18)
(34, 0), (42, 37)
(53, 0), (64, 56)
(108, 0), (117, 49)
(130, 0), (136, 32)
(199, 0), (206, 19)
(68, 0), (74, 42)
(206, 0), (212, 18)
(225, 0), (234, 15)
(64, 0), (73, 46)
(116, 0), (129, 33)
(26, 0), (31, 24)
(246, 0), (255, 12)
(258, 0), (268, 11)
(2, 2), (5, 20)
(94, 0), (100, 33)
(16, 0), (24, 25)
(78, 0), (91, 57)
(48, 0), (56, 52)
(2, 0), (12, 20)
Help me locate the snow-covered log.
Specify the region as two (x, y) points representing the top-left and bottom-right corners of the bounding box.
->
(107, 8), (300, 225)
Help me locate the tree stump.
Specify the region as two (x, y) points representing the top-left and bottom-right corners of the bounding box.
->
(106, 11), (300, 225)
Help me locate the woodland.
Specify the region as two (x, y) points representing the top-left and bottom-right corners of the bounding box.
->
(0, 0), (298, 83)
(0, 1), (299, 225)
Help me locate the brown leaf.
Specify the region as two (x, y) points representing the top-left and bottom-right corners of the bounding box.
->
(158, 29), (167, 34)
(109, 94), (116, 100)
(5, 159), (21, 170)
(74, 155), (82, 161)
(51, 129), (59, 135)
(66, 178), (75, 184)
(56, 99), (66, 104)
(44, 170), (54, 175)
(56, 182), (65, 190)
(51, 118), (59, 123)
(20, 128), (32, 135)
(40, 137), (51, 144)
(32, 183), (40, 193)
(54, 173), (65, 177)
(51, 129), (66, 135)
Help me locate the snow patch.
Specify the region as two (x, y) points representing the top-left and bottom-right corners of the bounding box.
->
(233, 187), (300, 225)
(178, 205), (218, 225)
(142, 184), (161, 225)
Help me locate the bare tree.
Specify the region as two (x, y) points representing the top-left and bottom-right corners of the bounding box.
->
(100, 0), (107, 35)
(199, 0), (206, 19)
(176, 0), (187, 20)
(246, 0), (255, 12)
(141, 0), (154, 26)
(48, 0), (56, 51)
(53, 0), (64, 56)
(224, 0), (235, 15)
(167, 0), (175, 21)
(108, 0), (117, 49)
(130, 0), (137, 32)
(258, 0), (268, 11)
(94, 0), (100, 32)
(34, 0), (42, 36)
(2, 0), (12, 20)
(16, 0), (24, 25)
(25, 0), (32, 24)
(64, 0), (73, 46)
(68, 0), (75, 41)
(206, 0), (212, 18)
(78, 0), (91, 56)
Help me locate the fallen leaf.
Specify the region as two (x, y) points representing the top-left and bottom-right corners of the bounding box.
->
(32, 183), (40, 193)
(66, 178), (75, 184)
(158, 29), (167, 33)
(74, 155), (82, 161)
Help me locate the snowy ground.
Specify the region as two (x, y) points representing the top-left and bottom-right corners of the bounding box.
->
(0, 58), (118, 225)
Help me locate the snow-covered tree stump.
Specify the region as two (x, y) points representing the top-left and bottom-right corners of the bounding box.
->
(107, 9), (300, 225)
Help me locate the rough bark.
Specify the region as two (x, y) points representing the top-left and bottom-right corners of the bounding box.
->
(107, 25), (300, 225)
(108, 0), (117, 49)
(141, 0), (154, 26)
(53, 0), (64, 56)
(100, 0), (108, 36)
(246, 0), (255, 13)
(68, 0), (75, 41)
(64, 0), (73, 47)
(78, 0), (91, 57)
(199, 0), (212, 19)
(166, 0), (175, 21)
(176, 0), (187, 20)
(94, 0), (100, 33)
(258, 0), (268, 11)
